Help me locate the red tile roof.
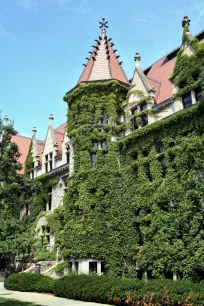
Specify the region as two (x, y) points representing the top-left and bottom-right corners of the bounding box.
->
(145, 57), (176, 104)
(77, 37), (129, 85)
(55, 122), (67, 134)
(12, 135), (31, 174)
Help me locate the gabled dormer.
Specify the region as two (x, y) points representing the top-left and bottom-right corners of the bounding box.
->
(124, 53), (156, 133)
(170, 16), (204, 113)
(42, 114), (58, 174)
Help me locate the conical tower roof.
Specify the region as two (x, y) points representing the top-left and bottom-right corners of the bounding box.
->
(77, 18), (129, 85)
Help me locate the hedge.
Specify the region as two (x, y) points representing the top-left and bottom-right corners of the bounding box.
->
(4, 273), (55, 293)
(5, 273), (204, 305)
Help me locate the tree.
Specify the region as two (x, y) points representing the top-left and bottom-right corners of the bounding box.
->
(0, 114), (40, 269)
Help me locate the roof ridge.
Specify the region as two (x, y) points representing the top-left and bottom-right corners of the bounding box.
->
(144, 29), (204, 74)
(146, 76), (161, 84)
(15, 134), (32, 140)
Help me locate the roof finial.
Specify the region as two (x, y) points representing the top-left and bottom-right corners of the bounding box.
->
(134, 53), (141, 68)
(49, 114), (54, 126)
(32, 127), (37, 135)
(182, 16), (190, 31)
(3, 114), (8, 126)
(99, 17), (108, 38)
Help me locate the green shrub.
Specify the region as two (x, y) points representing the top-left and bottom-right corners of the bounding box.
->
(5, 273), (204, 305)
(4, 273), (55, 293)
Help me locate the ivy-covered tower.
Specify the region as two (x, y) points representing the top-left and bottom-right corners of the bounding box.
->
(60, 19), (134, 276)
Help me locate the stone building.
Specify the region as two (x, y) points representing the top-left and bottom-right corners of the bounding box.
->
(13, 16), (204, 277)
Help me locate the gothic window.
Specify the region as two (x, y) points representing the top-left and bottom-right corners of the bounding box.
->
(132, 118), (138, 130)
(90, 153), (96, 168)
(145, 164), (152, 181)
(47, 187), (52, 211)
(93, 142), (106, 149)
(182, 92), (192, 109)
(141, 114), (148, 126)
(101, 112), (108, 124)
(195, 87), (203, 102)
(45, 155), (48, 173)
(140, 103), (147, 111)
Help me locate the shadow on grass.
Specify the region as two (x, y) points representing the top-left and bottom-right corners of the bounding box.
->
(0, 297), (39, 306)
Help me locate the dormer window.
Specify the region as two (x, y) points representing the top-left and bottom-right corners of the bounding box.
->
(45, 153), (53, 173)
(182, 92), (192, 109)
(140, 103), (147, 111)
(195, 87), (203, 102)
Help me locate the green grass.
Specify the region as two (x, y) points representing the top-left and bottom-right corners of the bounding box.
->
(0, 297), (40, 306)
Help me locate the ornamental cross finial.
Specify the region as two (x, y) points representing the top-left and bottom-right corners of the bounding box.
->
(99, 18), (108, 38)
(32, 127), (37, 135)
(134, 52), (141, 67)
(182, 16), (190, 29)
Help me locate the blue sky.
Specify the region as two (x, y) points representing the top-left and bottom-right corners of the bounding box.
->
(0, 0), (204, 140)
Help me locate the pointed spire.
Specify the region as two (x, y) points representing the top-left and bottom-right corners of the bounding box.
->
(32, 127), (37, 136)
(77, 18), (129, 85)
(3, 114), (8, 126)
(182, 16), (190, 32)
(49, 114), (54, 126)
(134, 53), (141, 68)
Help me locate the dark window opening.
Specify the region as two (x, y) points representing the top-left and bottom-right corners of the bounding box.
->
(141, 114), (148, 126)
(31, 170), (34, 179)
(132, 118), (138, 130)
(73, 262), (78, 274)
(49, 152), (53, 159)
(66, 152), (70, 164)
(143, 150), (149, 157)
(145, 164), (152, 181)
(49, 160), (53, 171)
(94, 110), (97, 125)
(101, 262), (107, 275)
(195, 87), (203, 102)
(45, 163), (48, 173)
(90, 153), (96, 168)
(48, 194), (52, 211)
(25, 203), (29, 215)
(160, 157), (167, 178)
(131, 107), (138, 115)
(140, 103), (147, 111)
(89, 262), (97, 274)
(45, 155), (48, 162)
(182, 92), (192, 109)
(101, 112), (108, 124)
(101, 142), (106, 149)
(137, 269), (143, 280)
(194, 73), (200, 81)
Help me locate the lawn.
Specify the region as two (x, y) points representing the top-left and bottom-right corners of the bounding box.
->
(0, 297), (40, 306)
